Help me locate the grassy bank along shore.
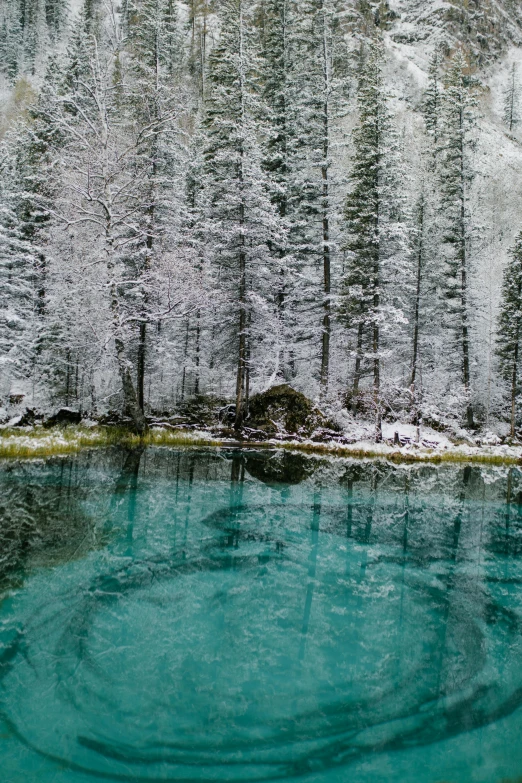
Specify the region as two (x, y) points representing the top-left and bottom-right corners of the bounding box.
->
(0, 425), (219, 459)
(0, 425), (521, 465)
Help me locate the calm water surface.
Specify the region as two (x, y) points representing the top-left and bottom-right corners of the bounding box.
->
(1, 447), (522, 783)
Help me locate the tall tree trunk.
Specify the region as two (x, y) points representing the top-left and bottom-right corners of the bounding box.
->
(411, 200), (424, 390)
(115, 332), (148, 434)
(373, 261), (381, 442)
(373, 322), (381, 442)
(508, 63), (516, 132)
(510, 278), (522, 438)
(245, 327), (251, 420)
(458, 108), (474, 430)
(35, 252), (46, 318)
(235, 14), (247, 433)
(137, 95), (158, 412)
(194, 311), (201, 395)
(107, 234), (148, 435)
(180, 317), (190, 401)
(235, 208), (247, 431)
(319, 10), (330, 392)
(352, 322), (363, 414)
(201, 1), (207, 98)
(277, 0), (289, 380)
(137, 321), (146, 411)
(411, 197), (424, 426)
(65, 350), (70, 406)
(510, 342), (519, 438)
(137, 172), (153, 412)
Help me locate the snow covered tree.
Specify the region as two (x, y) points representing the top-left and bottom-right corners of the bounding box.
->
(503, 62), (520, 133)
(315, 0), (351, 392)
(0, 184), (36, 397)
(0, 0), (68, 78)
(258, 0), (293, 380)
(438, 49), (479, 430)
(44, 0), (69, 42)
(410, 194), (424, 392)
(0, 53), (65, 402)
(262, 0), (349, 393)
(0, 4), (23, 82)
(124, 0), (189, 412)
(350, 0), (397, 36)
(497, 233), (522, 438)
(340, 40), (409, 441)
(408, 189), (435, 429)
(423, 50), (442, 147)
(201, 0), (282, 429)
(184, 0), (213, 98)
(38, 25), (151, 431)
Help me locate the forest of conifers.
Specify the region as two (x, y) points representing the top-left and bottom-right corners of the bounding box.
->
(2, 0), (522, 439)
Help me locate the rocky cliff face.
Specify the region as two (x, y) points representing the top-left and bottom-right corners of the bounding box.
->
(385, 0), (522, 62)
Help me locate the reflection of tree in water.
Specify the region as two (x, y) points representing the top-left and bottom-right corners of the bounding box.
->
(2, 451), (522, 594)
(0, 453), (143, 593)
(0, 466), (91, 591)
(244, 451), (315, 486)
(488, 467), (522, 558)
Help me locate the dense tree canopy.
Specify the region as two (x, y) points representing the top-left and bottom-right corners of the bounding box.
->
(1, 0), (522, 438)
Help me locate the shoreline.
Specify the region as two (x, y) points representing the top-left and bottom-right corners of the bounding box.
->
(0, 425), (521, 466)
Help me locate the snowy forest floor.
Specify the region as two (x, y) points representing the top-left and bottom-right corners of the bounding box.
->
(1, 424), (522, 465)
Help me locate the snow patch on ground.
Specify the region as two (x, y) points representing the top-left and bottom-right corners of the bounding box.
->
(263, 434), (522, 463)
(381, 422), (453, 448)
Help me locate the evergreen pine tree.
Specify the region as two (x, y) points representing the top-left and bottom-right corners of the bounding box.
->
(438, 48), (478, 430)
(258, 0), (299, 382)
(497, 233), (522, 438)
(0, 4), (23, 82)
(0, 58), (64, 403)
(201, 0), (282, 429)
(503, 62), (520, 133)
(0, 179), (37, 397)
(184, 0), (212, 98)
(272, 0), (349, 394)
(340, 40), (409, 441)
(423, 50), (442, 146)
(0, 0), (69, 77)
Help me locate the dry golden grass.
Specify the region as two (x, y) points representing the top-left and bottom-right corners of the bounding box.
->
(0, 425), (519, 466)
(0, 426), (218, 460)
(243, 440), (522, 466)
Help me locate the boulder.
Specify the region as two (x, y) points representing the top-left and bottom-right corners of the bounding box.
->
(45, 408), (82, 427)
(247, 384), (338, 437)
(17, 408), (43, 427)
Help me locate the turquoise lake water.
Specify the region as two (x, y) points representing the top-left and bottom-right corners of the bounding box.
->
(1, 448), (522, 783)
